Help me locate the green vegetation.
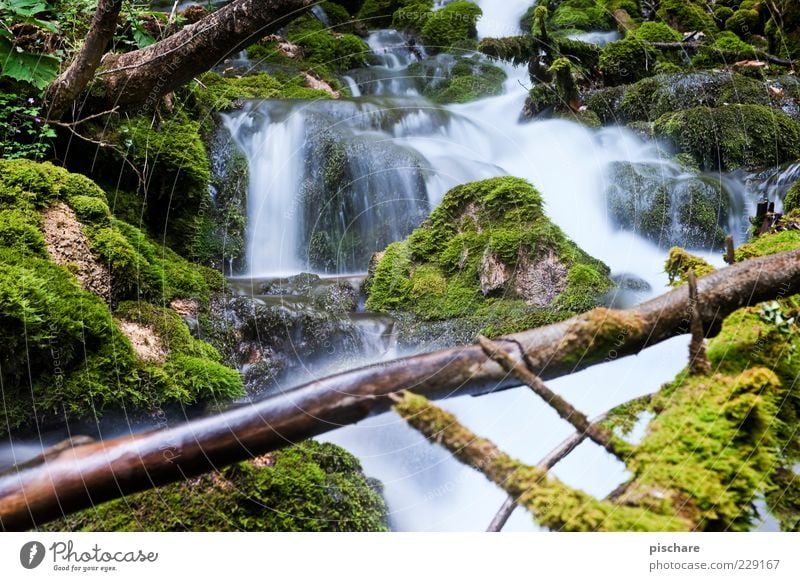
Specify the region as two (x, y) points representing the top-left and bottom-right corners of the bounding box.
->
(599, 38), (661, 86)
(784, 181), (800, 213)
(407, 55), (506, 103)
(655, 0), (718, 34)
(654, 104), (800, 171)
(365, 177), (612, 333)
(420, 1), (482, 52)
(664, 246), (715, 286)
(0, 159), (240, 435)
(44, 441), (389, 531)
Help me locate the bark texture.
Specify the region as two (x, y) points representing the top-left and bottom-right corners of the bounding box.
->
(48, 0), (311, 117)
(0, 248), (799, 530)
(44, 0), (123, 119)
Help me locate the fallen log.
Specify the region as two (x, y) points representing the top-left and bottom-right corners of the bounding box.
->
(1, 248), (799, 530)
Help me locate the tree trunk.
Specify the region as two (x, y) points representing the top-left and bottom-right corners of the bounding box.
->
(49, 0), (312, 118)
(0, 248), (798, 530)
(44, 0), (124, 120)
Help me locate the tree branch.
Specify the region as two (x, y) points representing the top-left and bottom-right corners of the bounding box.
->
(0, 248), (799, 530)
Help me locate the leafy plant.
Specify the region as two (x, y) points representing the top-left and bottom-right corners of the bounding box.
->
(0, 92), (55, 158)
(758, 301), (797, 335)
(0, 0), (61, 88)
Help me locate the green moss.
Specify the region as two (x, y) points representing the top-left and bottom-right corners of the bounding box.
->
(628, 21), (682, 43)
(735, 228), (800, 260)
(44, 441), (388, 531)
(599, 38), (660, 86)
(784, 181), (800, 213)
(551, 0), (613, 32)
(664, 247), (715, 286)
(190, 72), (330, 114)
(654, 104), (800, 171)
(287, 15), (370, 71)
(366, 177), (611, 326)
(626, 367), (785, 530)
(0, 160), (239, 434)
(0, 208), (46, 256)
(656, 0), (718, 34)
(116, 112), (211, 256)
(420, 1), (482, 52)
(725, 8), (762, 37)
(409, 56), (506, 104)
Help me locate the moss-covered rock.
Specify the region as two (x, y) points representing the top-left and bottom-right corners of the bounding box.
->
(550, 0), (614, 32)
(43, 441), (389, 531)
(606, 162), (729, 249)
(654, 104), (800, 171)
(420, 1), (482, 52)
(627, 21), (682, 43)
(407, 55), (506, 104)
(364, 177), (612, 337)
(656, 0), (718, 34)
(0, 159), (241, 435)
(587, 71), (774, 125)
(599, 38), (660, 86)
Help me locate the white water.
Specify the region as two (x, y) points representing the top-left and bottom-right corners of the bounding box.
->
(225, 0), (758, 530)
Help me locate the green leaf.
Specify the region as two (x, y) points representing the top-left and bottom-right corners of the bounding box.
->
(132, 26), (155, 49)
(0, 37), (60, 89)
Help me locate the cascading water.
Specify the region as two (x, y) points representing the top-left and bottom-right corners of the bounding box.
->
(220, 0), (766, 531)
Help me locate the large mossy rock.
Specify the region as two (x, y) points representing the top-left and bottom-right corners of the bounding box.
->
(364, 177), (613, 339)
(0, 160), (243, 435)
(586, 72), (779, 125)
(654, 104), (800, 171)
(605, 161), (730, 249)
(44, 441), (389, 532)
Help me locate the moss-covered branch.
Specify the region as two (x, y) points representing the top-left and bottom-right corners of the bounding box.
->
(2, 244), (799, 530)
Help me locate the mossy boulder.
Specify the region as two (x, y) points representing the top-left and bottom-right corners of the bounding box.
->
(420, 1), (482, 52)
(656, 0), (718, 34)
(599, 38), (660, 86)
(586, 71), (775, 125)
(605, 161), (730, 249)
(407, 54), (506, 104)
(44, 441), (389, 531)
(364, 177), (612, 337)
(0, 159), (241, 435)
(653, 104), (800, 171)
(627, 21), (682, 43)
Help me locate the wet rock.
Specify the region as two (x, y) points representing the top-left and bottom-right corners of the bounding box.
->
(606, 161), (730, 249)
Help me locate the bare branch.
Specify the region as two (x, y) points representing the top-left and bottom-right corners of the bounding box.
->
(1, 248), (799, 530)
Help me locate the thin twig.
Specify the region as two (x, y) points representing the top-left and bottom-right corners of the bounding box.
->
(44, 106), (119, 127)
(477, 336), (628, 460)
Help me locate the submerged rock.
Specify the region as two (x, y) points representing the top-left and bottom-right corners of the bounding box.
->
(605, 161), (730, 249)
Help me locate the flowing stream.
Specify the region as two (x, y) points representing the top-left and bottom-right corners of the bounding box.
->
(217, 1), (779, 531)
(0, 1), (779, 531)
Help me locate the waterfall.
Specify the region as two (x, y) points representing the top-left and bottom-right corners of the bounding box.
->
(218, 0), (763, 530)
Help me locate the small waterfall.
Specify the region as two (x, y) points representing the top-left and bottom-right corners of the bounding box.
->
(756, 160), (800, 211)
(223, 99), (434, 275)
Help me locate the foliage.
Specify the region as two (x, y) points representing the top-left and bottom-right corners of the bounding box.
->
(785, 181), (800, 213)
(0, 92), (54, 158)
(44, 441), (389, 531)
(0, 0), (61, 88)
(664, 246), (715, 286)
